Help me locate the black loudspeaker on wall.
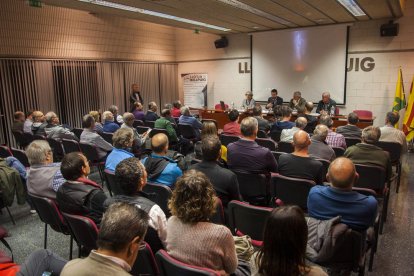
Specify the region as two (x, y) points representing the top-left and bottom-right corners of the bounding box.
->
(214, 37), (228, 48)
(380, 21), (399, 37)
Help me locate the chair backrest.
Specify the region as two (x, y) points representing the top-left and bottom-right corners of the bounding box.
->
(353, 110), (373, 120)
(62, 139), (81, 154)
(29, 194), (69, 234)
(257, 130), (268, 138)
(10, 148), (30, 167)
(79, 143), (100, 163)
(209, 197), (225, 225)
(277, 141), (293, 153)
(314, 158), (330, 182)
(228, 200), (272, 245)
(156, 249), (220, 276)
(219, 134), (240, 147)
(178, 124), (197, 139)
(137, 126), (150, 135)
(270, 130), (282, 143)
(46, 138), (64, 162)
(255, 138), (277, 151)
(62, 212), (98, 251)
(12, 131), (33, 148)
(332, 147), (345, 157)
(100, 132), (113, 144)
(143, 182), (172, 217)
(0, 146), (12, 158)
(233, 171), (269, 206)
(214, 103), (229, 111)
(149, 128), (169, 138)
(133, 120), (144, 128)
(271, 151), (287, 162)
(131, 242), (159, 276)
(72, 128), (83, 139)
(145, 121), (155, 128)
(270, 174), (316, 210)
(354, 164), (387, 194)
(375, 141), (402, 163)
(104, 169), (123, 196)
(345, 138), (361, 148)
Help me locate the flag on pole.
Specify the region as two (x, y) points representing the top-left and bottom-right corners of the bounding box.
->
(403, 76), (414, 141)
(392, 68), (406, 113)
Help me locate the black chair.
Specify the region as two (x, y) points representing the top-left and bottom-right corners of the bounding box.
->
(29, 195), (74, 259)
(46, 138), (64, 162)
(149, 128), (169, 138)
(270, 174), (315, 211)
(137, 126), (150, 135)
(72, 128), (83, 140)
(277, 141), (293, 153)
(145, 121), (155, 128)
(10, 148), (30, 167)
(104, 169), (124, 196)
(375, 141), (402, 193)
(345, 137), (361, 148)
(219, 134), (239, 147)
(210, 197), (225, 225)
(12, 131), (33, 149)
(133, 120), (144, 128)
(62, 212), (98, 257)
(131, 242), (159, 276)
(228, 200), (272, 247)
(62, 139), (81, 154)
(156, 249), (220, 276)
(143, 182), (173, 217)
(79, 143), (104, 184)
(178, 123), (199, 141)
(99, 132), (113, 144)
(0, 189), (16, 225)
(270, 130), (282, 143)
(233, 171), (269, 206)
(314, 158), (330, 182)
(333, 146), (345, 157)
(0, 146), (12, 158)
(271, 151), (287, 162)
(255, 138), (277, 151)
(257, 130), (268, 138)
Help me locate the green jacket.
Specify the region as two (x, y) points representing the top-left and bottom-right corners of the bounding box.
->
(154, 117), (178, 142)
(0, 158), (26, 206)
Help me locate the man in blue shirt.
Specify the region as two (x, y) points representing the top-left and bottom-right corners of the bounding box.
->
(178, 106), (203, 138)
(102, 111), (120, 133)
(141, 133), (182, 188)
(307, 157), (378, 231)
(105, 128), (134, 172)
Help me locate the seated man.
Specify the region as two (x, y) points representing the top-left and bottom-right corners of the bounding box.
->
(307, 157), (378, 230)
(145, 102), (160, 122)
(288, 91), (306, 111)
(270, 105), (295, 134)
(308, 125), (336, 162)
(61, 202), (149, 276)
(178, 106), (203, 137)
(57, 152), (107, 225)
(31, 111), (47, 136)
(80, 114), (113, 160)
(105, 128), (135, 172)
(102, 111), (120, 133)
(280, 117), (307, 143)
(105, 157), (167, 253)
(344, 126), (392, 180)
(252, 105), (270, 133)
(222, 109), (241, 136)
(227, 117), (278, 173)
(44, 112), (78, 142)
(379, 111), (408, 152)
(266, 88), (283, 109)
(26, 140), (65, 199)
(241, 91), (256, 110)
(155, 109), (179, 143)
(109, 105), (123, 125)
(121, 112), (149, 152)
(190, 136), (242, 208)
(12, 111), (25, 133)
(319, 115), (347, 149)
(336, 112), (362, 139)
(297, 102), (318, 133)
(278, 130), (324, 184)
(24, 110), (34, 134)
(141, 133), (182, 187)
(316, 92), (337, 115)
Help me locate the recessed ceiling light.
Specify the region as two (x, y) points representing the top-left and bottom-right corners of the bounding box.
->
(252, 26), (260, 29)
(316, 18), (326, 23)
(77, 0), (231, 32)
(336, 0), (366, 17)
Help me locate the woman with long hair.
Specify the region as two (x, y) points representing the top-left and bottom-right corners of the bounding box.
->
(195, 121), (227, 161)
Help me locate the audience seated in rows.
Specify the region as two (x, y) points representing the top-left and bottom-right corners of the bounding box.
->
(57, 152), (107, 226)
(105, 128), (134, 172)
(104, 157), (167, 252)
(12, 111), (25, 133)
(141, 133), (182, 188)
(194, 121), (227, 162)
(171, 100), (182, 118)
(250, 206), (327, 276)
(102, 111), (120, 133)
(109, 105), (123, 125)
(319, 115), (347, 149)
(31, 111), (47, 136)
(155, 109), (179, 143)
(280, 117), (308, 143)
(80, 114), (113, 160)
(145, 102), (159, 122)
(24, 110), (34, 134)
(278, 130), (324, 184)
(298, 102), (318, 133)
(26, 140), (65, 199)
(344, 126), (392, 180)
(45, 112), (78, 142)
(308, 125), (336, 162)
(228, 117), (278, 174)
(223, 109), (241, 136)
(61, 202), (149, 276)
(121, 112), (149, 153)
(191, 136), (241, 208)
(379, 111), (408, 152)
(308, 157), (378, 231)
(178, 106), (203, 138)
(132, 101), (145, 121)
(270, 106), (295, 134)
(166, 170), (238, 274)
(89, 111), (103, 133)
(336, 112), (362, 139)
(253, 105), (270, 133)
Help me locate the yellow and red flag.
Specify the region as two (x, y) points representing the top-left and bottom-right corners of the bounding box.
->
(403, 76), (414, 141)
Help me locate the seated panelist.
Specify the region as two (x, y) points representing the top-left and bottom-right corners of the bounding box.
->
(266, 88), (283, 109)
(241, 91), (256, 110)
(289, 91), (306, 111)
(316, 92), (337, 115)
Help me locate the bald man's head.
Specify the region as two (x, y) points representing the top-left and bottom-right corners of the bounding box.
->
(328, 157), (357, 189)
(151, 133), (169, 154)
(292, 130), (310, 151)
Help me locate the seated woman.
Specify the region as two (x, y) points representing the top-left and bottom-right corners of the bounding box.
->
(104, 128), (134, 173)
(166, 170), (237, 274)
(194, 121), (227, 162)
(56, 152), (107, 226)
(250, 206), (327, 276)
(132, 101), (145, 121)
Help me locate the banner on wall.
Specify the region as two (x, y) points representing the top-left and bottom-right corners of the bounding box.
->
(181, 73), (208, 108)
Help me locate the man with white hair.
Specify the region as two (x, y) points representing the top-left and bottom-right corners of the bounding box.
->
(316, 92), (337, 115)
(178, 106), (203, 138)
(289, 91), (306, 111)
(280, 117), (307, 143)
(308, 124), (336, 161)
(145, 102), (159, 122)
(102, 111), (120, 133)
(44, 111), (78, 141)
(121, 112), (149, 152)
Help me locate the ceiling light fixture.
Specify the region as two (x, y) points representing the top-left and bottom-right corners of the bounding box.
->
(336, 0), (366, 17)
(78, 0), (231, 32)
(216, 0), (295, 27)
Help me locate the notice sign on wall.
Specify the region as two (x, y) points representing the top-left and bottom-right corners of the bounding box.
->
(182, 73), (208, 108)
